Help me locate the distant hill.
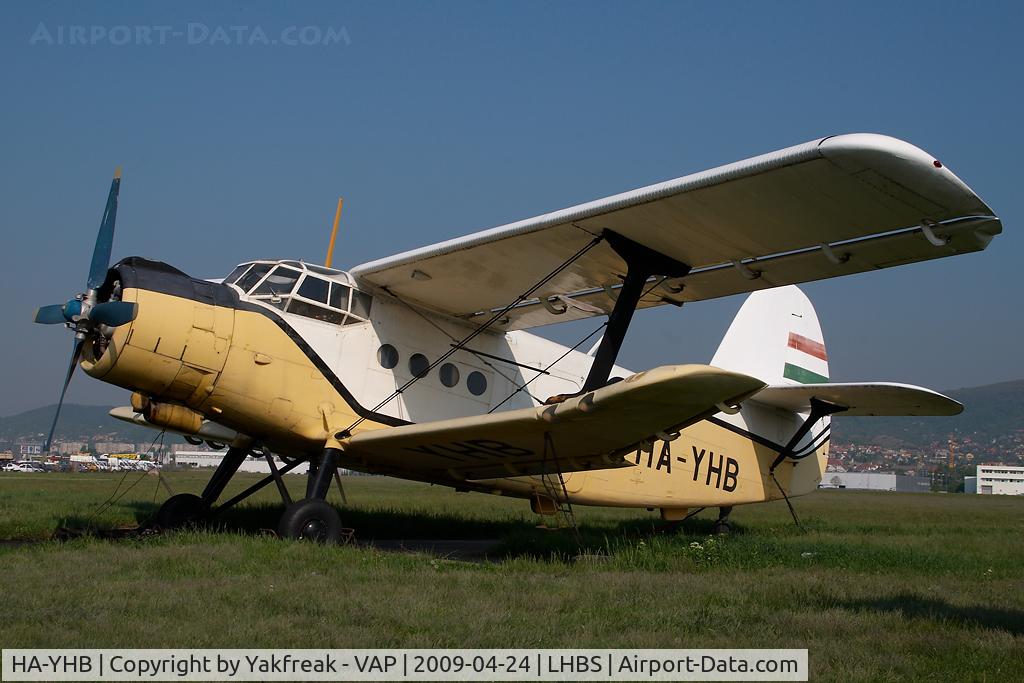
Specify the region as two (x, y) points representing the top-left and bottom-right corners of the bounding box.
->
(831, 379), (1024, 449)
(0, 404), (154, 444)
(3, 378), (1022, 450)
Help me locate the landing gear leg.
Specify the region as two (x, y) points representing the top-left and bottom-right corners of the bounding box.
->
(711, 506), (733, 535)
(155, 445), (248, 529)
(278, 447), (343, 543)
(305, 457), (320, 498)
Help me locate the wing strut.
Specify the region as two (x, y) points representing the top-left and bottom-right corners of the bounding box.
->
(769, 397), (848, 473)
(582, 230), (690, 392)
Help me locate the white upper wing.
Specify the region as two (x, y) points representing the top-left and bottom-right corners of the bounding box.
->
(351, 133), (1000, 330)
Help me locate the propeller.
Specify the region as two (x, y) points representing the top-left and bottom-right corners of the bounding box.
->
(43, 340), (85, 455)
(34, 168), (137, 453)
(34, 299), (137, 327)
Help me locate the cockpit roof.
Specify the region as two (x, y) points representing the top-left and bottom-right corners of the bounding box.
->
(232, 259), (357, 287)
(223, 259), (372, 327)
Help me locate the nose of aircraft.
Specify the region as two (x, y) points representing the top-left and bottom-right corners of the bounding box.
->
(79, 255), (236, 418)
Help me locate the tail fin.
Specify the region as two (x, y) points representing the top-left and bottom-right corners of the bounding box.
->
(711, 285), (828, 386)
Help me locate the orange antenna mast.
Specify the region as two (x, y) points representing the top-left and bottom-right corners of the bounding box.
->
(325, 197), (344, 268)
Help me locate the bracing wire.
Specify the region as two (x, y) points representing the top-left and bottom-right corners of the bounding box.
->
(492, 273), (671, 413)
(338, 234), (604, 435)
(80, 430), (166, 531)
(488, 322), (607, 414)
(770, 470), (803, 530)
(385, 288), (548, 405)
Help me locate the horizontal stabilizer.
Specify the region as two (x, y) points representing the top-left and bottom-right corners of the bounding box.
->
(342, 365), (766, 480)
(751, 382), (962, 416)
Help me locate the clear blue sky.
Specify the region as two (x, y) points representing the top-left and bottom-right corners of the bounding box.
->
(1, 1), (1021, 416)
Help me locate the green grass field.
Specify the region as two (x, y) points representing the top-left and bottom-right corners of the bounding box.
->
(1, 470), (1022, 681)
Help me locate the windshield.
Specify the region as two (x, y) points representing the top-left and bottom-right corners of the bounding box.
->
(251, 266), (301, 296)
(236, 263), (271, 291)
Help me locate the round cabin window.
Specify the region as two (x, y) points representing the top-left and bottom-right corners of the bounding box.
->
(409, 353), (430, 378)
(377, 344), (399, 369)
(439, 362), (460, 388)
(467, 371), (488, 396)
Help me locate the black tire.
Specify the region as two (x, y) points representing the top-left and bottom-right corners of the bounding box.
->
(155, 493), (209, 529)
(278, 498), (342, 543)
(711, 518), (732, 535)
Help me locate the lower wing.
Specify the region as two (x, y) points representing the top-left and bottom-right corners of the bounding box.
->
(340, 365), (766, 480)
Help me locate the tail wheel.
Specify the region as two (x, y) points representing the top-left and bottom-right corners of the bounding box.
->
(155, 493), (209, 529)
(278, 498), (342, 543)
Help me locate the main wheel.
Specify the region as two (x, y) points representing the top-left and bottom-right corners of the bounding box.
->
(711, 518), (732, 535)
(155, 493), (209, 529)
(278, 498), (342, 543)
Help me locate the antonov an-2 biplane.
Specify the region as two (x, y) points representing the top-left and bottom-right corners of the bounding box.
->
(35, 133), (1001, 541)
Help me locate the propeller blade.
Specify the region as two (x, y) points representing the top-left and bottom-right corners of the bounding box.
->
(34, 304), (68, 324)
(86, 167), (122, 290)
(43, 339), (84, 453)
(89, 301), (137, 327)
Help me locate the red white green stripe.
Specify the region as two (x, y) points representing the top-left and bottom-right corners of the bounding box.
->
(783, 362), (828, 384)
(788, 332), (828, 361)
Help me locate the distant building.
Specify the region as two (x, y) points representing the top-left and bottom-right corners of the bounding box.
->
(976, 465), (1024, 495)
(94, 442), (135, 454)
(821, 472), (931, 492)
(17, 443), (43, 457)
(964, 476), (977, 494)
(174, 450), (310, 475)
(54, 441), (87, 455)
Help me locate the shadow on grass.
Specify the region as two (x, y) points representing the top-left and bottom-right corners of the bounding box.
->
(51, 500), (731, 562)
(828, 594), (1024, 636)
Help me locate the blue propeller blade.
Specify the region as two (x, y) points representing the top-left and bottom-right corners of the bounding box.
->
(39, 169), (129, 453)
(86, 168), (121, 290)
(34, 304), (68, 324)
(43, 339), (84, 453)
(89, 301), (137, 327)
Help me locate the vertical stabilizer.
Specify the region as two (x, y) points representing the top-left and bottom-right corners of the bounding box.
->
(711, 285), (828, 386)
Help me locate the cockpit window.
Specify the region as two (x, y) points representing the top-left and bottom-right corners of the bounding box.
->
(252, 267), (301, 296)
(236, 263), (271, 292)
(329, 283), (350, 310)
(289, 299), (344, 324)
(225, 264), (250, 284)
(298, 276), (330, 304)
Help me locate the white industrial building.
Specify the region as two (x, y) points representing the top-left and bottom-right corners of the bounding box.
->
(821, 472), (931, 492)
(173, 450), (310, 475)
(974, 464), (1024, 495)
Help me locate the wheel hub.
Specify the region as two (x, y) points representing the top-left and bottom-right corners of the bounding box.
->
(301, 518), (327, 540)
